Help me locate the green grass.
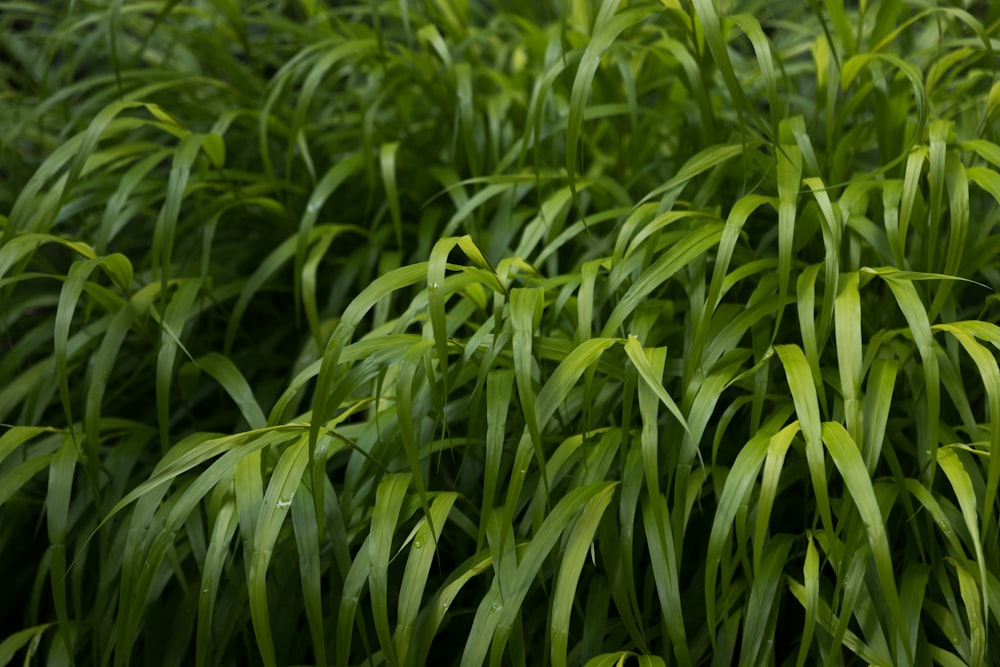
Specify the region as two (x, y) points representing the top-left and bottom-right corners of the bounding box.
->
(2, 0), (1000, 665)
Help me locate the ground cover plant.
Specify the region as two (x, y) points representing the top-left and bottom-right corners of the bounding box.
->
(2, 0), (1000, 664)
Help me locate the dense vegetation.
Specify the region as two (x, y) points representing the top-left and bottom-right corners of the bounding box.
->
(3, 0), (1000, 665)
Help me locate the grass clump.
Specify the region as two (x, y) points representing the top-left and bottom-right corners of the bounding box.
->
(2, 0), (1000, 665)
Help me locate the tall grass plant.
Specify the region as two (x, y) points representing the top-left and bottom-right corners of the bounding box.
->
(2, 1), (1000, 665)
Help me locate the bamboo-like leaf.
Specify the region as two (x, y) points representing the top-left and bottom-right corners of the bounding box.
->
(461, 482), (618, 667)
(603, 224), (724, 337)
(705, 408), (795, 642)
(481, 369), (514, 548)
(567, 5), (656, 199)
(369, 473), (412, 666)
(787, 578), (885, 664)
(85, 282), (161, 489)
(289, 479), (325, 667)
(0, 624), (55, 667)
(196, 495), (238, 667)
(153, 132), (221, 303)
(795, 533), (820, 667)
(196, 353), (267, 431)
(948, 558), (985, 667)
(866, 268), (941, 480)
(636, 345), (666, 498)
(835, 271), (863, 445)
(642, 494), (691, 665)
(739, 534), (794, 666)
(7, 101), (182, 233)
(155, 276), (200, 451)
(55, 254), (131, 439)
(774, 345), (833, 535)
(753, 423), (800, 573)
(337, 535), (373, 667)
(380, 142), (403, 248)
(294, 152), (365, 306)
(933, 322), (1000, 539)
(549, 485), (616, 667)
(624, 335), (690, 437)
(776, 143), (802, 341)
(510, 287), (545, 484)
(45, 434), (76, 659)
(691, 0), (765, 139)
(936, 445), (989, 640)
(821, 422), (911, 664)
(395, 492), (458, 665)
(247, 436), (310, 667)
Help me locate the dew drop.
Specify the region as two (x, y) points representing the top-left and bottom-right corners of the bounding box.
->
(519, 468), (527, 475)
(202, 588), (209, 594)
(441, 601), (450, 610)
(490, 600), (503, 612)
(413, 540), (423, 549)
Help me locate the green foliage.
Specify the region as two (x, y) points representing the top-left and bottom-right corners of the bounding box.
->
(2, 0), (1000, 665)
